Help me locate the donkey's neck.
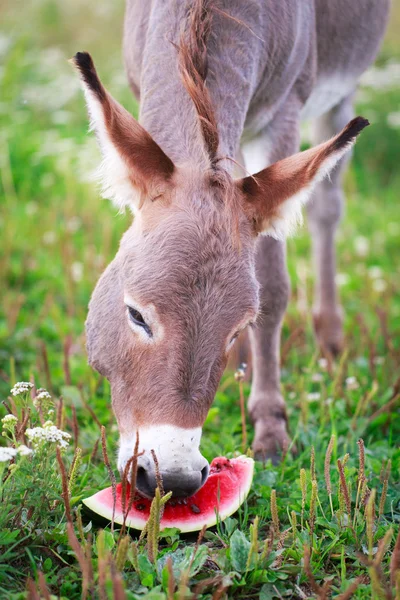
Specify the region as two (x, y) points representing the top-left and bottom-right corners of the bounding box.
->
(138, 1), (262, 169)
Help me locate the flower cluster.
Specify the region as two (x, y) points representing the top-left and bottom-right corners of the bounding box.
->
(0, 447), (17, 462)
(33, 388), (53, 413)
(1, 414), (17, 432)
(0, 445), (33, 463)
(346, 376), (360, 391)
(10, 382), (33, 396)
(26, 424), (71, 449)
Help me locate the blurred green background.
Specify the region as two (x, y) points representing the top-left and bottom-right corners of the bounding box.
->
(0, 0), (399, 395)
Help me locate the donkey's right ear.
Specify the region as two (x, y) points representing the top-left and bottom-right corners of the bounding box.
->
(71, 52), (175, 212)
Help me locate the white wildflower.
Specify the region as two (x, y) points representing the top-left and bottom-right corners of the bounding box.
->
(71, 261), (83, 282)
(17, 444), (33, 456)
(25, 201), (38, 216)
(354, 236), (369, 257)
(36, 390), (51, 401)
(10, 382), (33, 396)
(368, 266), (383, 279)
(66, 216), (81, 233)
(1, 414), (17, 432)
(0, 447), (17, 462)
(318, 358), (328, 370)
(335, 273), (350, 286)
(346, 376), (359, 391)
(2, 414), (17, 425)
(26, 425), (71, 449)
(387, 112), (400, 128)
(388, 222), (400, 236)
(372, 279), (387, 293)
(42, 231), (56, 245)
(311, 373), (324, 383)
(307, 392), (321, 402)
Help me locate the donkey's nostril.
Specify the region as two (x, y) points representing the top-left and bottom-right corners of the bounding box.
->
(136, 466), (152, 497)
(200, 464), (209, 487)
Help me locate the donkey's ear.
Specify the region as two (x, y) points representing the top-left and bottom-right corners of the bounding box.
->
(237, 117), (369, 238)
(71, 52), (175, 212)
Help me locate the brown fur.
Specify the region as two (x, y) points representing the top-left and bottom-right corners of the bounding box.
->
(73, 52), (174, 201)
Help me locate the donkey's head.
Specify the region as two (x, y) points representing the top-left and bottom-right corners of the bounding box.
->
(73, 43), (367, 497)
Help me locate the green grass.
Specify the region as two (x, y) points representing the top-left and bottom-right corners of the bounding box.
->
(0, 1), (400, 598)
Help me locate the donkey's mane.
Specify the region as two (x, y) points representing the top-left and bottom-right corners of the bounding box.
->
(178, 0), (220, 167)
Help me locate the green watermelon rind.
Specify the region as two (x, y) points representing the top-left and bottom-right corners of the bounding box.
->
(82, 455), (254, 533)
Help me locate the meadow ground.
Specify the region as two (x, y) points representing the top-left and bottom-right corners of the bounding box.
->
(0, 1), (399, 598)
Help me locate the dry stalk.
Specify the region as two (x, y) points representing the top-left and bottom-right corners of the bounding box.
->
(337, 458), (351, 521)
(324, 435), (335, 517)
(309, 480), (318, 538)
(273, 528), (291, 568)
(26, 578), (40, 600)
(368, 393), (400, 425)
(67, 522), (91, 600)
(390, 527), (400, 589)
(40, 341), (52, 391)
(56, 397), (64, 430)
(56, 447), (72, 524)
(68, 446), (82, 495)
(101, 425), (117, 532)
(379, 460), (391, 517)
(336, 576), (365, 599)
(270, 489), (280, 534)
(71, 405), (79, 449)
(291, 510), (297, 540)
(365, 489), (376, 560)
(111, 568), (127, 600)
(115, 535), (130, 571)
(90, 436), (100, 462)
(260, 526), (274, 564)
(300, 468), (307, 530)
(333, 349), (349, 398)
(303, 545), (329, 596)
(246, 516), (259, 570)
(37, 571), (51, 600)
(235, 364), (248, 452)
(63, 335), (72, 386)
(76, 505), (85, 541)
(166, 556), (176, 600)
(151, 449), (164, 497)
(354, 439), (367, 529)
(310, 446), (316, 482)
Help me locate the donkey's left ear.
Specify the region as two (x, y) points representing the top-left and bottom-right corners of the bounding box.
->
(71, 52), (175, 213)
(237, 117), (369, 238)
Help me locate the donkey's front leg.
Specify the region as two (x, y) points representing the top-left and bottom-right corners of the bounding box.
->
(248, 236), (291, 462)
(241, 111), (300, 463)
(307, 96), (354, 355)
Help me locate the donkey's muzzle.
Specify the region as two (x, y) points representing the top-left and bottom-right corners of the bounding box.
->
(136, 463), (209, 498)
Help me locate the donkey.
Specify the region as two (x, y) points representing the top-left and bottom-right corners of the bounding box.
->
(73, 0), (389, 498)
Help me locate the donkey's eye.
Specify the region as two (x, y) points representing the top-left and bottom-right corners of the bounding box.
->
(128, 307), (145, 325)
(127, 306), (152, 337)
(227, 332), (240, 352)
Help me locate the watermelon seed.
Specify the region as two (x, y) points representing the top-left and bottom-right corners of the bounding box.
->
(190, 504), (201, 514)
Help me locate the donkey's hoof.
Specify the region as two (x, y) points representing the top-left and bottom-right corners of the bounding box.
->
(313, 309), (344, 357)
(252, 418), (290, 465)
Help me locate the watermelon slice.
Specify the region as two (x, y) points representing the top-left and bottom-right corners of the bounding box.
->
(83, 455), (254, 533)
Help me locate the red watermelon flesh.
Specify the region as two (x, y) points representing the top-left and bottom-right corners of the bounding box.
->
(83, 455), (254, 533)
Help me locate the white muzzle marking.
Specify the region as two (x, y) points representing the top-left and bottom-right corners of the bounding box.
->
(118, 425), (206, 475)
